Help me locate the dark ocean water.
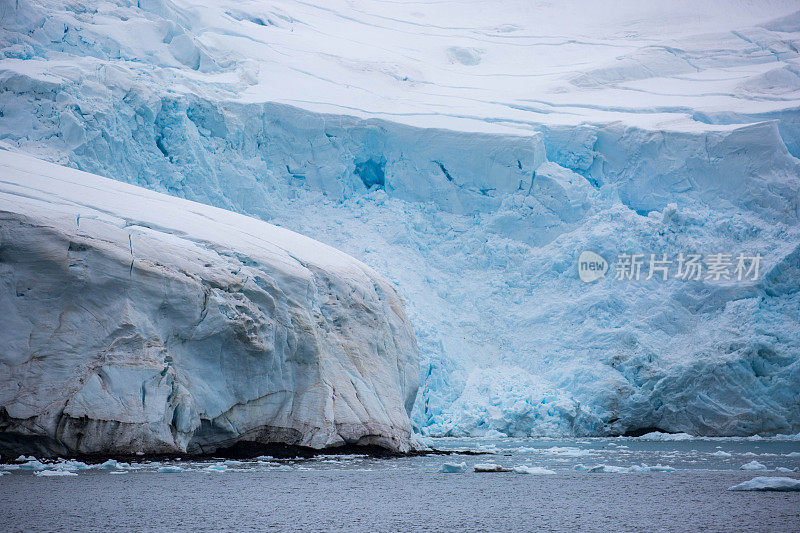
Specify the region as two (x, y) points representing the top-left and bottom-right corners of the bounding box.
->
(1, 438), (799, 532)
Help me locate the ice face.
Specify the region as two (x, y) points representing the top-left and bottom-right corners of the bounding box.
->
(0, 151), (419, 456)
(1, 0), (800, 440)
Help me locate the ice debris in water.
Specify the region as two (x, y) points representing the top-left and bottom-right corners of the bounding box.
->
(728, 477), (800, 492)
(439, 462), (467, 473)
(574, 464), (674, 473)
(710, 451), (732, 457)
(542, 446), (595, 457)
(34, 470), (78, 477)
(774, 467), (799, 473)
(18, 460), (47, 471)
(512, 465), (556, 475)
(740, 460), (768, 471)
(157, 466), (185, 473)
(473, 463), (512, 473)
(205, 463), (228, 473)
(99, 460), (131, 471)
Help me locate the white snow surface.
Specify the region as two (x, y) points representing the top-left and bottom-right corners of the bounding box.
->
(0, 150), (419, 455)
(1, 0), (800, 439)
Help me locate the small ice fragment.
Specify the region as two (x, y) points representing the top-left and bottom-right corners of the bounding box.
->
(439, 462), (467, 473)
(740, 460), (768, 470)
(35, 470), (77, 477)
(587, 464), (629, 473)
(775, 467), (798, 473)
(474, 463), (511, 472)
(512, 465), (555, 475)
(157, 466), (184, 473)
(18, 460), (47, 471)
(99, 459), (130, 471)
(728, 477), (800, 491)
(710, 451), (732, 457)
(224, 460), (244, 466)
(205, 463), (228, 472)
(15, 455), (36, 462)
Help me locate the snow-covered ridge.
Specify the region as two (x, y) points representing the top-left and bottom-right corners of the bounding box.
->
(0, 149), (419, 456)
(1, 0), (800, 438)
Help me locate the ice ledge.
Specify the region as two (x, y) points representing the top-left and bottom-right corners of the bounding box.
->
(0, 149), (420, 457)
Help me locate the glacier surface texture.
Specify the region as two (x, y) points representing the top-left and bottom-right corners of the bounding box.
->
(0, 151), (418, 456)
(1, 0), (800, 439)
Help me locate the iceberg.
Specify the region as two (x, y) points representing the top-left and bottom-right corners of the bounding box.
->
(741, 461), (768, 471)
(728, 477), (800, 492)
(512, 465), (556, 475)
(157, 466), (185, 473)
(0, 150), (418, 457)
(34, 470), (77, 477)
(439, 462), (467, 473)
(575, 463), (674, 473)
(473, 463), (512, 473)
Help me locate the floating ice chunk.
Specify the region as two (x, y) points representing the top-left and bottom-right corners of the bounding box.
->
(439, 462), (467, 473)
(474, 463), (511, 472)
(157, 466), (185, 473)
(543, 446), (595, 457)
(35, 470), (77, 477)
(18, 460), (47, 471)
(784, 452), (800, 457)
(586, 464), (629, 473)
(775, 467), (799, 473)
(629, 464), (675, 472)
(710, 451), (732, 457)
(15, 455), (36, 462)
(99, 459), (130, 471)
(204, 463), (228, 472)
(52, 459), (90, 472)
(109, 471), (129, 475)
(512, 465), (556, 475)
(577, 463), (674, 473)
(224, 460), (244, 466)
(728, 477), (800, 491)
(740, 460), (768, 470)
(274, 465), (292, 471)
(636, 432), (694, 441)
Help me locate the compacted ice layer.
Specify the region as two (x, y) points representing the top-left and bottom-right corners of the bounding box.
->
(0, 150), (419, 457)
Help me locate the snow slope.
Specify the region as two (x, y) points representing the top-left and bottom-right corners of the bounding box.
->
(1, 0), (800, 437)
(0, 150), (419, 456)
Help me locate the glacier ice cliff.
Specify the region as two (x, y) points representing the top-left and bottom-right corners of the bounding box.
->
(1, 0), (799, 439)
(0, 151), (419, 456)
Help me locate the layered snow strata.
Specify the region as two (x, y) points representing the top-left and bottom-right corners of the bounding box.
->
(0, 150), (419, 457)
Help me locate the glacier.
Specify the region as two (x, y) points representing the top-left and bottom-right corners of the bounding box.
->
(0, 150), (418, 456)
(1, 0), (800, 441)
